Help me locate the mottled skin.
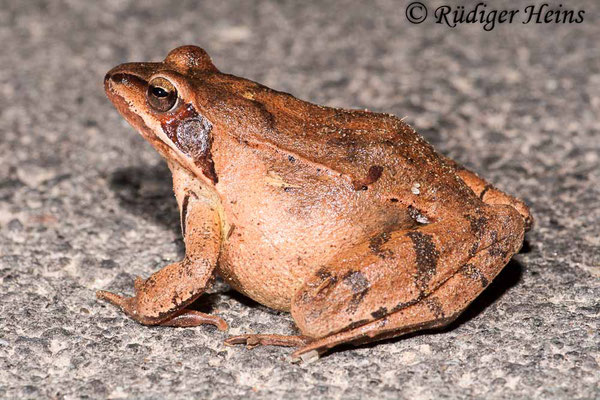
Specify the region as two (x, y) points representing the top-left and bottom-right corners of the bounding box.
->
(98, 46), (533, 361)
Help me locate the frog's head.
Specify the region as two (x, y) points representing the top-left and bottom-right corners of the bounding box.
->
(104, 46), (221, 184)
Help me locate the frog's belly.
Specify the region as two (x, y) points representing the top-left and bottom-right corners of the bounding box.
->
(215, 210), (414, 311)
(216, 243), (328, 311)
(215, 214), (378, 311)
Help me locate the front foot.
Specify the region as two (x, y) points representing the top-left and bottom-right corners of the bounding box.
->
(96, 289), (227, 330)
(161, 309), (228, 331)
(96, 276), (146, 321)
(96, 289), (138, 318)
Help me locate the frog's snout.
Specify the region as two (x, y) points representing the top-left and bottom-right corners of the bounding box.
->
(104, 72), (127, 89)
(105, 72), (140, 90)
(104, 61), (163, 97)
(104, 69), (146, 95)
(103, 70), (127, 89)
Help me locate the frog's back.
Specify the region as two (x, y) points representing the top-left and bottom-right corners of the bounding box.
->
(237, 77), (476, 208)
(203, 73), (457, 191)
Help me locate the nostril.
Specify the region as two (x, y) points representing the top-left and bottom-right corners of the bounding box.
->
(104, 73), (129, 91)
(104, 72), (146, 88)
(103, 71), (147, 95)
(108, 73), (127, 84)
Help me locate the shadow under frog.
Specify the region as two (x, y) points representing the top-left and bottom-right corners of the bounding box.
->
(109, 164), (181, 241)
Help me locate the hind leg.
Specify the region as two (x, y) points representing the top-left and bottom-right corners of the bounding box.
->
(289, 233), (517, 360)
(443, 156), (533, 230)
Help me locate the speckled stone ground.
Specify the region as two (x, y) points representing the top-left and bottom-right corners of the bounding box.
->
(1, 0), (599, 399)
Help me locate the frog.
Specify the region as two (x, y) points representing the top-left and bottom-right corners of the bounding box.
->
(98, 46), (533, 361)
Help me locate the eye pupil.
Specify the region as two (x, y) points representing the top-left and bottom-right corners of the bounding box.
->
(151, 86), (169, 97)
(147, 77), (178, 112)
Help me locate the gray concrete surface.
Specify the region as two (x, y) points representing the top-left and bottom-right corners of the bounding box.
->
(1, 0), (599, 399)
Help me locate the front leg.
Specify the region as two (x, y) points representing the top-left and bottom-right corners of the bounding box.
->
(97, 192), (226, 330)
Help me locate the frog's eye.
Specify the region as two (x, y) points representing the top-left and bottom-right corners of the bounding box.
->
(147, 77), (178, 112)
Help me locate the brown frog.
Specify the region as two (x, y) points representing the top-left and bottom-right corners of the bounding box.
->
(98, 46), (533, 361)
